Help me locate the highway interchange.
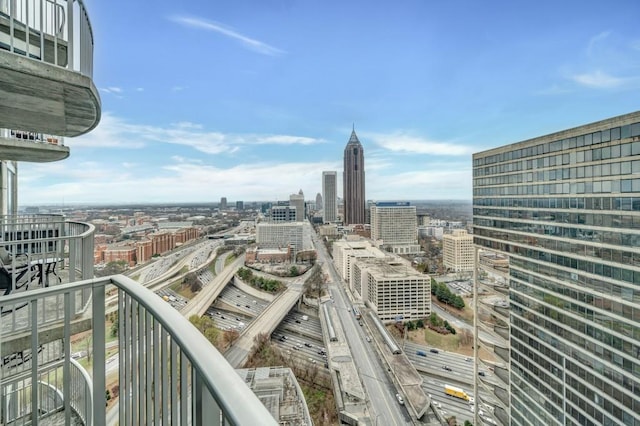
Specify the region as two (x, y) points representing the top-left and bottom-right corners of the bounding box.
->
(128, 230), (499, 425)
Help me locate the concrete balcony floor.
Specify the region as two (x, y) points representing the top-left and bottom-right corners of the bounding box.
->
(0, 136), (69, 162)
(0, 50), (101, 138)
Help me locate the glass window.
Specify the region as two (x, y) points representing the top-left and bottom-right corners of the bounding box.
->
(585, 133), (593, 145)
(611, 163), (620, 175)
(633, 161), (640, 174)
(611, 145), (620, 158)
(593, 148), (602, 161)
(593, 132), (602, 144)
(611, 127), (621, 140)
(632, 142), (640, 156)
(632, 123), (640, 137)
(602, 147), (611, 159)
(622, 125), (631, 139)
(621, 143), (631, 157)
(601, 129), (611, 142)
(622, 162), (631, 174)
(622, 180), (632, 192)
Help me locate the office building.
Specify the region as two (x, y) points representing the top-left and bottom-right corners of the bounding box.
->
(236, 200), (244, 211)
(315, 192), (323, 211)
(322, 171), (338, 223)
(443, 229), (474, 272)
(220, 197), (227, 210)
(332, 239), (386, 289)
(343, 130), (366, 225)
(0, 3), (274, 424)
(289, 190), (305, 221)
(352, 257), (431, 322)
(269, 205), (297, 222)
(473, 111), (640, 426)
(256, 221), (312, 256)
(370, 202), (420, 254)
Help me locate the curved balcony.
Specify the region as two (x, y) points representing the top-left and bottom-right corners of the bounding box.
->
(0, 274), (277, 425)
(0, 129), (68, 162)
(0, 0), (101, 138)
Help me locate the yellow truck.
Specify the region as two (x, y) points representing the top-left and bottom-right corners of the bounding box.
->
(444, 385), (469, 401)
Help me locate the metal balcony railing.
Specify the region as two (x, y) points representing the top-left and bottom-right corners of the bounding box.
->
(0, 215), (94, 327)
(0, 0), (94, 77)
(1, 275), (277, 425)
(1, 128), (65, 146)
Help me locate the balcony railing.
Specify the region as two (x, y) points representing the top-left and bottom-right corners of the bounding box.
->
(0, 215), (94, 326)
(2, 129), (64, 146)
(1, 274), (277, 425)
(0, 0), (94, 77)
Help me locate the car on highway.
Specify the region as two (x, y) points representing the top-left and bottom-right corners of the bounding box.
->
(304, 343), (312, 348)
(395, 393), (404, 405)
(366, 336), (371, 342)
(430, 348), (439, 354)
(442, 365), (452, 371)
(293, 346), (300, 351)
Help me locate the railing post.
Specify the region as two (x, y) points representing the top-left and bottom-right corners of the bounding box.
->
(66, 0), (73, 70)
(194, 370), (223, 426)
(92, 281), (106, 425)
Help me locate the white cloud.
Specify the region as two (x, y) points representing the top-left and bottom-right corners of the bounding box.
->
(368, 133), (474, 156)
(100, 87), (123, 95)
(571, 70), (626, 88)
(20, 159), (337, 204)
(68, 112), (323, 154)
(171, 16), (285, 56)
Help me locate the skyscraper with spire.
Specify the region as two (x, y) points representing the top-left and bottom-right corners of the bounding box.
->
(343, 127), (366, 225)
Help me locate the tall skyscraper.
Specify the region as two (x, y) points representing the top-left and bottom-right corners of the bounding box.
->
(315, 192), (323, 211)
(220, 197), (227, 210)
(473, 111), (640, 426)
(322, 171), (337, 223)
(343, 129), (366, 225)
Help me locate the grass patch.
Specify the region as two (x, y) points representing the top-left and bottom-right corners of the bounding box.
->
(208, 262), (217, 275)
(224, 254), (236, 267)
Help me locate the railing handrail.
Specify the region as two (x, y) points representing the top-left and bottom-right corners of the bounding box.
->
(1, 0), (95, 78)
(0, 274), (278, 426)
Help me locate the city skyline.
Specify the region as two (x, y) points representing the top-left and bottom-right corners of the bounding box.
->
(17, 0), (640, 205)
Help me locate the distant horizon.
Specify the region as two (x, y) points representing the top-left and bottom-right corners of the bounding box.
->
(22, 198), (473, 209)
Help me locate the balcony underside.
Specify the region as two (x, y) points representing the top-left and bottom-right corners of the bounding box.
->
(0, 51), (100, 138)
(0, 136), (69, 161)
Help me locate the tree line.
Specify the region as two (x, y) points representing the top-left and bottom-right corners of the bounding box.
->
(431, 279), (465, 309)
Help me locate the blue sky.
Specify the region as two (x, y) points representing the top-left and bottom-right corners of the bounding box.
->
(20, 0), (640, 205)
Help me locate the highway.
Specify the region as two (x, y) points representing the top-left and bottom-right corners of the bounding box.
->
(224, 277), (305, 367)
(313, 234), (412, 426)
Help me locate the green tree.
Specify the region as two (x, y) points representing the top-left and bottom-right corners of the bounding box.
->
(289, 266), (299, 277)
(189, 315), (219, 346)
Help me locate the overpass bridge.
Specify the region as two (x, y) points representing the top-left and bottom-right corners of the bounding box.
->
(180, 255), (246, 319)
(224, 278), (305, 368)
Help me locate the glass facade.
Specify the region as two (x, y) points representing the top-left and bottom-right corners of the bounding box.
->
(473, 111), (640, 426)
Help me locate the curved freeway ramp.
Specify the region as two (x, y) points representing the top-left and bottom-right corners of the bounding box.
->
(180, 255), (245, 319)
